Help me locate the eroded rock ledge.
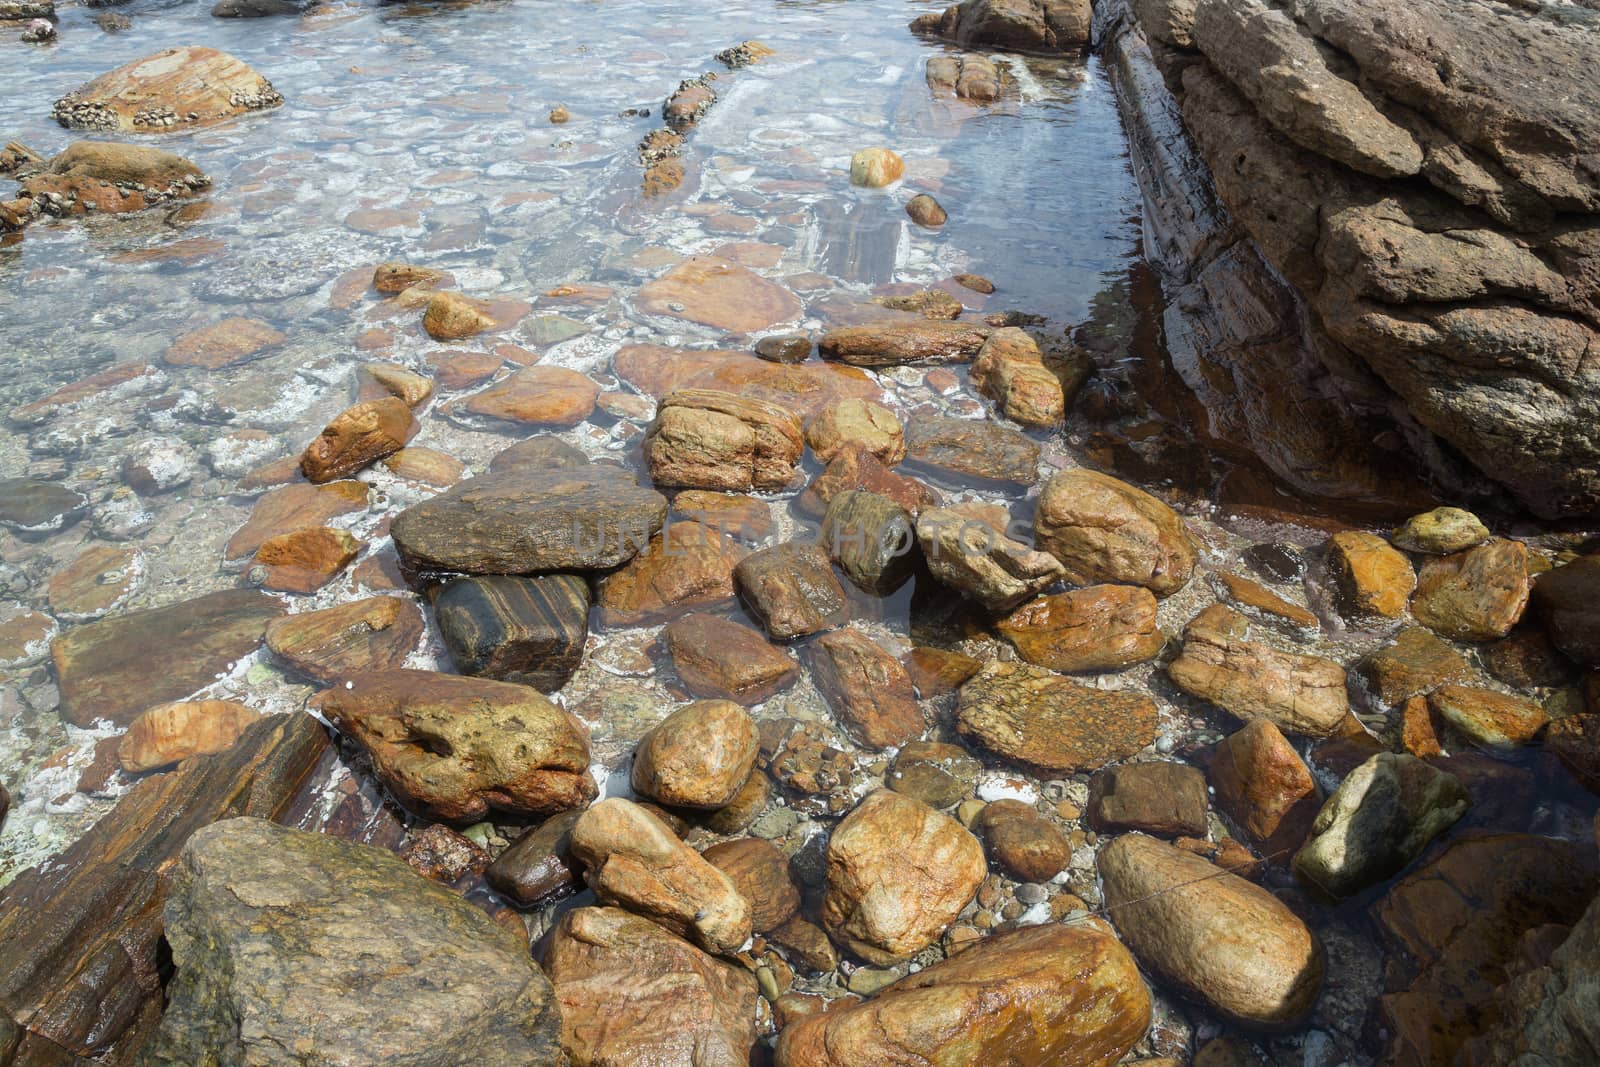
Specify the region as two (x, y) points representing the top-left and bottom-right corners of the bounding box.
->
(1097, 0), (1600, 517)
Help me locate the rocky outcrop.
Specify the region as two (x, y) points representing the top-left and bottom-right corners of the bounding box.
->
(912, 0), (1093, 54)
(1097, 0), (1600, 516)
(52, 47), (283, 133)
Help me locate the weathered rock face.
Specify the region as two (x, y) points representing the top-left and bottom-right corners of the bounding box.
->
(311, 669), (596, 822)
(818, 321), (991, 367)
(775, 925), (1150, 1067)
(52, 47), (284, 133)
(142, 819), (561, 1066)
(958, 660), (1157, 773)
(644, 389), (804, 491)
(997, 585), (1164, 671)
(912, 0), (1093, 54)
(631, 700), (758, 809)
(1035, 469), (1198, 595)
(434, 574), (590, 690)
(544, 907), (759, 1067)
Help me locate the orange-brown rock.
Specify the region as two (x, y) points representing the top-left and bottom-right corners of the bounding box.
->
(997, 585), (1164, 672)
(422, 291), (497, 341)
(637, 256), (803, 333)
(461, 365), (599, 427)
(355, 362), (433, 408)
(802, 398), (905, 465)
(52, 47), (284, 133)
(1214, 571), (1320, 631)
(733, 541), (849, 640)
(969, 327), (1066, 427)
(117, 699), (262, 773)
(380, 447), (463, 487)
(664, 613), (799, 704)
(797, 443), (941, 518)
(1327, 530), (1415, 618)
(599, 522), (744, 626)
(164, 317), (284, 369)
(958, 661), (1158, 773)
(1207, 719), (1320, 858)
(901, 646), (982, 698)
(300, 397), (417, 483)
(974, 799), (1071, 881)
(848, 147), (905, 187)
(225, 480), (369, 559)
(373, 262), (449, 294)
(1400, 695), (1444, 757)
(1035, 468), (1199, 595)
(644, 389), (803, 491)
(631, 700), (759, 810)
(264, 596), (424, 685)
(1356, 626), (1477, 706)
(253, 526), (361, 594)
(613, 343), (877, 420)
(672, 490), (773, 541)
(47, 544), (140, 620)
(805, 629), (923, 750)
(1411, 539), (1531, 641)
(429, 350), (502, 390)
(702, 838), (801, 933)
(817, 320), (991, 366)
(1427, 684), (1549, 750)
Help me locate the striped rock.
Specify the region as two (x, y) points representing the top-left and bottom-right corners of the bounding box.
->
(264, 596), (424, 685)
(435, 574), (590, 692)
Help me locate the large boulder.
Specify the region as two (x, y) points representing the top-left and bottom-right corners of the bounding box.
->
(53, 47), (283, 133)
(1034, 469), (1199, 595)
(912, 0), (1093, 54)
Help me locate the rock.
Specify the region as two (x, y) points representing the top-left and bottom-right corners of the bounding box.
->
(1100, 832), (1324, 1028)
(1207, 720), (1320, 858)
(822, 791), (985, 965)
(672, 491), (773, 541)
(434, 574), (590, 690)
(598, 521), (744, 625)
(212, 0), (306, 15)
(569, 798), (752, 954)
(121, 436), (197, 495)
(800, 443), (941, 518)
(300, 397), (417, 483)
(664, 613), (799, 704)
(1214, 571), (1319, 632)
(1547, 713), (1600, 794)
(115, 700), (262, 773)
(638, 256), (802, 333)
(1034, 469), (1198, 595)
(252, 526), (361, 593)
(1357, 626), (1476, 705)
(915, 506), (1065, 611)
(487, 434), (590, 473)
(264, 596), (424, 685)
(632, 700), (759, 809)
(818, 321), (991, 367)
(544, 907), (759, 1067)
(905, 193), (947, 227)
(1242, 543), (1305, 582)
(311, 669), (595, 822)
(0, 609), (55, 670)
(957, 660), (1158, 773)
(1426, 684), (1548, 751)
(373, 262), (449, 294)
(1087, 762), (1209, 837)
(886, 741), (980, 809)
(975, 798), (1071, 881)
(1392, 507), (1489, 554)
(0, 477), (84, 537)
(381, 447), (464, 487)
(1411, 539), (1531, 641)
(1327, 530), (1415, 619)
(1483, 625), (1575, 689)
(399, 823), (489, 883)
(486, 810), (583, 906)
(819, 490), (917, 595)
(423, 291), (496, 340)
(755, 333), (812, 363)
(849, 148), (904, 188)
(613, 343), (877, 420)
(804, 398), (905, 465)
(225, 480), (369, 560)
(775, 924), (1149, 1067)
(1169, 604), (1350, 737)
(904, 414), (1040, 488)
(390, 466), (667, 579)
(663, 77), (717, 129)
(969, 327), (1067, 427)
(52, 47), (282, 133)
(912, 0), (1092, 53)
(52, 589), (285, 727)
(644, 389), (804, 491)
(1534, 555), (1600, 665)
(47, 543), (141, 619)
(141, 819), (560, 1065)
(461, 366), (600, 427)
(733, 541), (848, 640)
(997, 584), (1164, 671)
(702, 838), (801, 932)
(1292, 752), (1470, 899)
(806, 629), (923, 750)
(164, 317), (283, 369)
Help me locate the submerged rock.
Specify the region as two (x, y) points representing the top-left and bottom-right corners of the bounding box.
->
(806, 628), (924, 750)
(957, 660), (1157, 773)
(820, 490), (917, 595)
(997, 584), (1164, 671)
(663, 613), (799, 704)
(904, 414), (1040, 485)
(637, 256), (802, 333)
(264, 597), (423, 684)
(117, 699), (262, 773)
(1087, 762), (1209, 837)
(733, 541), (849, 640)
(53, 47), (283, 132)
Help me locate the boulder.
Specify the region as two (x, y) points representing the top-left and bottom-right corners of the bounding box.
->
(819, 490), (917, 595)
(486, 810), (584, 906)
(422, 291), (496, 341)
(597, 521), (745, 625)
(434, 574), (590, 690)
(663, 613), (799, 704)
(1411, 539), (1531, 641)
(117, 700), (262, 773)
(644, 389), (803, 491)
(997, 585), (1164, 671)
(1207, 720), (1320, 857)
(18, 142), (210, 224)
(1087, 762), (1209, 838)
(702, 838), (801, 933)
(906, 192), (949, 226)
(631, 700), (759, 810)
(300, 397), (418, 483)
(733, 541), (849, 640)
(911, 0), (1092, 54)
(264, 596), (424, 684)
(958, 660), (1158, 773)
(1035, 469), (1198, 595)
(52, 48), (283, 133)
(974, 799), (1072, 881)
(805, 629), (924, 750)
(970, 327), (1068, 427)
(903, 414), (1039, 485)
(916, 506), (1065, 611)
(800, 443), (941, 518)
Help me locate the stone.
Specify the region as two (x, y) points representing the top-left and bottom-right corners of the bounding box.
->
(1214, 571), (1319, 632)
(225, 480), (369, 560)
(638, 256), (802, 333)
(848, 147), (904, 188)
(632, 700), (759, 810)
(598, 521), (745, 625)
(486, 810), (583, 906)
(1207, 720), (1319, 858)
(1392, 507), (1489, 554)
(47, 544), (141, 619)
(1293, 752), (1470, 899)
(975, 799), (1071, 881)
(117, 700), (262, 772)
(0, 609), (57, 670)
(357, 363), (434, 409)
(310, 669), (595, 822)
(381, 447), (464, 487)
(544, 907), (758, 1067)
(702, 838), (801, 933)
(755, 334), (812, 363)
(614, 344), (877, 420)
(487, 435), (590, 473)
(17, 141), (211, 225)
(264, 596), (424, 685)
(1357, 626), (1476, 706)
(52, 589), (285, 727)
(164, 317), (284, 369)
(806, 629), (924, 750)
(957, 661), (1158, 773)
(423, 291), (496, 341)
(1087, 763), (1209, 837)
(804, 398), (904, 465)
(300, 397), (417, 484)
(905, 193), (947, 227)
(886, 741), (980, 809)
(1547, 713), (1600, 794)
(430, 351), (502, 390)
(997, 585), (1164, 671)
(1483, 626), (1576, 689)
(912, 0), (1092, 54)
(0, 477), (85, 537)
(399, 824), (489, 883)
(1411, 539), (1531, 641)
(568, 798), (752, 954)
(775, 925), (1149, 1067)
(664, 613), (799, 704)
(799, 443), (941, 518)
(902, 646), (983, 699)
(1327, 530), (1415, 619)
(373, 262), (449, 294)
(1169, 604), (1350, 737)
(1243, 543), (1305, 582)
(733, 541), (849, 640)
(819, 490), (916, 595)
(141, 819), (560, 1065)
(434, 574), (590, 690)
(52, 47), (283, 133)
(1534, 556), (1600, 665)
(970, 327), (1067, 427)
(121, 437), (197, 496)
(822, 791), (985, 965)
(1099, 832), (1324, 1029)
(644, 389), (804, 491)
(1427, 684), (1549, 751)
(1399, 695), (1444, 758)
(818, 321), (991, 367)
(915, 505), (1065, 611)
(252, 526), (361, 593)
(672, 491), (773, 541)
(460, 366), (600, 427)
(390, 466), (667, 579)
(1034, 469), (1198, 595)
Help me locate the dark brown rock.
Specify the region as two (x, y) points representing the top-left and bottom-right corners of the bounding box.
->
(663, 613), (799, 704)
(434, 574), (590, 691)
(1087, 762), (1209, 837)
(733, 541), (849, 640)
(975, 799), (1071, 881)
(702, 838), (801, 933)
(486, 810), (584, 906)
(903, 414), (1039, 486)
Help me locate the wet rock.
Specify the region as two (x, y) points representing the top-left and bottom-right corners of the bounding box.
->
(91, 489), (158, 542)
(486, 810), (583, 906)
(806, 629), (923, 750)
(423, 291), (496, 340)
(958, 660), (1158, 773)
(461, 366), (600, 427)
(970, 327), (1067, 428)
(907, 415), (1041, 489)
(1100, 832), (1324, 1029)
(804, 397), (904, 465)
(1214, 571), (1319, 632)
(141, 819), (560, 1065)
(906, 192), (947, 226)
(431, 350), (502, 390)
(311, 669), (596, 822)
(877, 288), (965, 320)
(1327, 530), (1414, 619)
(300, 397), (418, 484)
(1547, 713), (1600, 794)
(638, 256), (802, 333)
(487, 434), (589, 472)
(1426, 684), (1548, 751)
(822, 790), (985, 965)
(1207, 719), (1319, 858)
(613, 343), (877, 420)
(53, 47), (283, 133)
(52, 588), (285, 727)
(849, 147), (904, 188)
(116, 699), (262, 773)
(799, 443), (941, 518)
(1534, 555), (1600, 665)
(226, 480), (369, 559)
(253, 526), (361, 593)
(886, 741), (979, 809)
(755, 333), (812, 363)
(672, 491), (773, 541)
(1357, 626), (1476, 706)
(211, 0), (307, 16)
(399, 823), (489, 883)
(544, 906), (758, 1067)
(997, 584), (1164, 671)
(1483, 625), (1576, 689)
(1392, 507), (1489, 555)
(1411, 539), (1531, 641)
(390, 466), (667, 579)
(0, 609), (55, 670)
(733, 541), (849, 640)
(121, 436), (197, 495)
(381, 447), (464, 487)
(47, 543), (141, 619)
(164, 317), (283, 369)
(703, 838), (801, 933)
(775, 924), (1149, 1067)
(569, 798), (751, 954)
(1087, 762), (1209, 837)
(915, 506), (1064, 611)
(820, 489), (916, 595)
(0, 477), (85, 537)
(644, 389), (804, 491)
(598, 521), (745, 625)
(1034, 468), (1198, 595)
(664, 613), (799, 704)
(632, 700), (759, 810)
(663, 76), (717, 129)
(1169, 604), (1350, 737)
(819, 320), (991, 366)
(1242, 542), (1304, 582)
(912, 0), (1092, 54)
(1293, 752), (1469, 899)
(975, 798), (1071, 881)
(373, 262), (449, 294)
(434, 573), (589, 690)
(264, 596), (424, 685)
(902, 646), (983, 699)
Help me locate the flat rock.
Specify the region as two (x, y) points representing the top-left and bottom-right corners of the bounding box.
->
(637, 256), (802, 332)
(644, 389), (804, 491)
(804, 398), (904, 465)
(253, 526), (361, 593)
(1427, 684), (1548, 750)
(1411, 539), (1530, 641)
(799, 443), (941, 518)
(733, 541), (849, 640)
(916, 506), (1065, 611)
(805, 629), (923, 750)
(997, 584), (1164, 671)
(613, 344), (877, 420)
(958, 660), (1157, 773)
(264, 596), (423, 684)
(1207, 719), (1320, 858)
(632, 700), (759, 810)
(0, 477), (85, 537)
(1035, 469), (1198, 595)
(434, 573), (590, 690)
(903, 414), (1039, 485)
(664, 613), (799, 704)
(1356, 626), (1476, 706)
(911, 0), (1092, 53)
(47, 544), (141, 619)
(225, 480), (369, 560)
(461, 366), (600, 427)
(52, 47), (283, 133)
(300, 397), (418, 483)
(886, 740), (980, 808)
(164, 317), (284, 369)
(817, 321), (991, 366)
(117, 699), (262, 772)
(1087, 762), (1209, 837)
